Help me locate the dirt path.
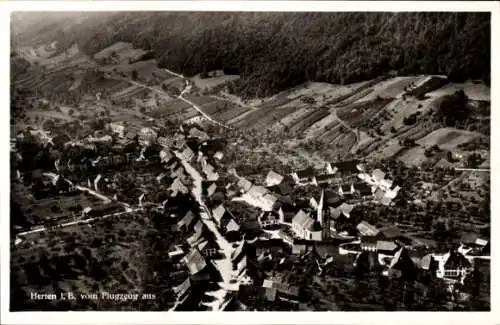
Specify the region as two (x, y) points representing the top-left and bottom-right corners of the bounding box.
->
(125, 75), (232, 129)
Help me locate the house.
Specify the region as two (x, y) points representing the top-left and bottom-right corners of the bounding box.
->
(354, 182), (373, 196)
(316, 174), (337, 185)
(265, 170), (284, 187)
(200, 139), (226, 157)
(248, 185), (268, 199)
(159, 149), (174, 163)
(276, 201), (298, 224)
(435, 250), (474, 283)
(338, 183), (354, 196)
(173, 134), (186, 149)
(254, 239), (286, 258)
(138, 127), (158, 146)
(157, 136), (173, 148)
(198, 240), (219, 258)
(356, 221), (379, 236)
(292, 210), (322, 241)
(206, 182), (217, 198)
(108, 123), (125, 138)
(261, 193), (278, 212)
(188, 127), (210, 141)
(177, 210), (196, 231)
(187, 229), (204, 247)
(237, 177), (253, 193)
(170, 177), (189, 197)
(378, 226), (403, 240)
(180, 146), (195, 162)
(329, 204), (355, 235)
(258, 211), (280, 228)
(263, 277), (301, 303)
(172, 276), (191, 300)
(409, 251), (437, 271)
(268, 176), (294, 196)
(202, 162), (219, 181)
(183, 249), (207, 275)
(372, 169), (386, 183)
(361, 236), (378, 252)
(291, 167), (317, 186)
(221, 218), (240, 235)
(376, 240), (399, 256)
(327, 160), (361, 176)
(212, 204), (232, 227)
(385, 247), (416, 279)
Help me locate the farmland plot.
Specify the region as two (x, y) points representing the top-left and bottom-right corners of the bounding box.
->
(287, 108), (331, 135)
(94, 42), (147, 63)
(336, 98), (393, 129)
(233, 105), (300, 130)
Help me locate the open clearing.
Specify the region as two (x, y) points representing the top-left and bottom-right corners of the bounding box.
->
(94, 41), (147, 63)
(416, 127), (482, 150)
(190, 73), (240, 90)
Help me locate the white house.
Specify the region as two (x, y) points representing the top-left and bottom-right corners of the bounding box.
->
(292, 210), (322, 241)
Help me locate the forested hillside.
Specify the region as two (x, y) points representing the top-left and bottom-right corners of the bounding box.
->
(12, 12), (490, 98)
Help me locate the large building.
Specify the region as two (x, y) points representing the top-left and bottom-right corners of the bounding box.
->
(138, 127), (158, 146)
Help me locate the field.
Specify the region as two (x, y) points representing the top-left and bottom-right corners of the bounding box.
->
(94, 42), (147, 63)
(415, 128), (483, 150)
(191, 72), (240, 91)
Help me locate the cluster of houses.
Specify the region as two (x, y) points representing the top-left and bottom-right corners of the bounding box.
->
(14, 116), (490, 309)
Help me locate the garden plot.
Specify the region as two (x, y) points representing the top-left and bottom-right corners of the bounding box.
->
(100, 59), (159, 81)
(287, 108), (331, 135)
(94, 41), (147, 63)
(336, 98), (393, 129)
(352, 76), (420, 103)
(415, 127), (482, 150)
(232, 105), (301, 130)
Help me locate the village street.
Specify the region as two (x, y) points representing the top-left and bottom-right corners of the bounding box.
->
(175, 151), (238, 310)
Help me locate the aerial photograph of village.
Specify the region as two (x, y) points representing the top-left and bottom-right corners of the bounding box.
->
(9, 11), (490, 312)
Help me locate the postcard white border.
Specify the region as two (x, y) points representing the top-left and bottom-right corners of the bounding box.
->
(1, 1), (498, 325)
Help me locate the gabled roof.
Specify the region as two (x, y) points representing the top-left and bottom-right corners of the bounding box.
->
(177, 210), (195, 228)
(296, 167), (315, 179)
(340, 184), (352, 192)
(292, 210), (315, 229)
(460, 232), (479, 244)
(212, 204), (229, 225)
(194, 220), (204, 233)
(357, 221), (379, 236)
(333, 160), (360, 173)
(172, 277), (191, 298)
(354, 182), (372, 195)
(248, 185), (268, 198)
(372, 169), (386, 182)
(237, 177), (253, 192)
(224, 219), (240, 232)
(444, 250), (472, 270)
(187, 229), (204, 247)
(389, 247), (414, 270)
(266, 170), (284, 186)
(374, 187), (386, 200)
(378, 226), (402, 239)
(188, 127), (209, 140)
(207, 183), (217, 197)
(376, 240), (398, 252)
(316, 174), (336, 182)
(183, 249), (207, 275)
(361, 236), (378, 245)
